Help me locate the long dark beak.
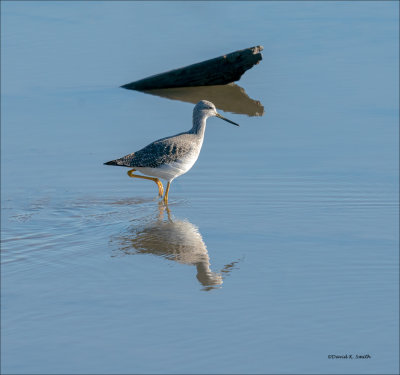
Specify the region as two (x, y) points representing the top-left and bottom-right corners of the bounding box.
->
(216, 113), (240, 126)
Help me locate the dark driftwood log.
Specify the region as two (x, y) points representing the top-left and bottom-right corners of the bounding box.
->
(121, 46), (263, 90)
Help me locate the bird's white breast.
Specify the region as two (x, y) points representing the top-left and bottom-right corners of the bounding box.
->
(136, 148), (201, 182)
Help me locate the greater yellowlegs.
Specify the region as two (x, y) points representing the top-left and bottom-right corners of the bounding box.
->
(104, 100), (239, 203)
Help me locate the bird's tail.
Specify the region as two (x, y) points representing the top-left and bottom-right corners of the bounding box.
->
(104, 159), (119, 166)
(104, 153), (135, 167)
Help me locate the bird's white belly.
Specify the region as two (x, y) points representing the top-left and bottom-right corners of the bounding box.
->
(136, 152), (199, 182)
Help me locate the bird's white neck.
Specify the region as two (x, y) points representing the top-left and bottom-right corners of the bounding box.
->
(191, 113), (208, 138)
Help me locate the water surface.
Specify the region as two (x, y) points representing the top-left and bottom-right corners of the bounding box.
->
(1, 2), (398, 374)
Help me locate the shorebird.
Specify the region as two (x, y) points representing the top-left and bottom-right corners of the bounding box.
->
(104, 100), (239, 204)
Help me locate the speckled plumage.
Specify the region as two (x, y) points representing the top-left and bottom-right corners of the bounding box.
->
(105, 132), (202, 169)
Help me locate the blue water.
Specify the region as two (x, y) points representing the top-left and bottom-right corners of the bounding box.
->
(1, 2), (399, 374)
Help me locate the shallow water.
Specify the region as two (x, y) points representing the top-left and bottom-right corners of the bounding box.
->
(1, 2), (399, 374)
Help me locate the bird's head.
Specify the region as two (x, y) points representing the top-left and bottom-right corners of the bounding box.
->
(194, 100), (239, 126)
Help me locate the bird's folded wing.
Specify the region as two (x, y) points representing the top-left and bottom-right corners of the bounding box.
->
(113, 138), (193, 168)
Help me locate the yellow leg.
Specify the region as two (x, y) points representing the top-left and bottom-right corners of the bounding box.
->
(127, 169), (164, 197)
(163, 181), (171, 204)
(158, 201), (172, 222)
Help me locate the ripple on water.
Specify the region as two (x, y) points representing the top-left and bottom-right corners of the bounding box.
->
(1, 175), (396, 277)
(1, 196), (158, 270)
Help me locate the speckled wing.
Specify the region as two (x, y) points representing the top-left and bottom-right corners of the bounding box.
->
(104, 134), (195, 168)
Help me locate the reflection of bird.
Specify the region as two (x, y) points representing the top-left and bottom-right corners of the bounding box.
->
(104, 100), (239, 204)
(115, 204), (238, 290)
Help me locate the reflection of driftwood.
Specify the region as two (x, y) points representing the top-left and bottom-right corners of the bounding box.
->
(122, 46), (263, 90)
(143, 83), (264, 117)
